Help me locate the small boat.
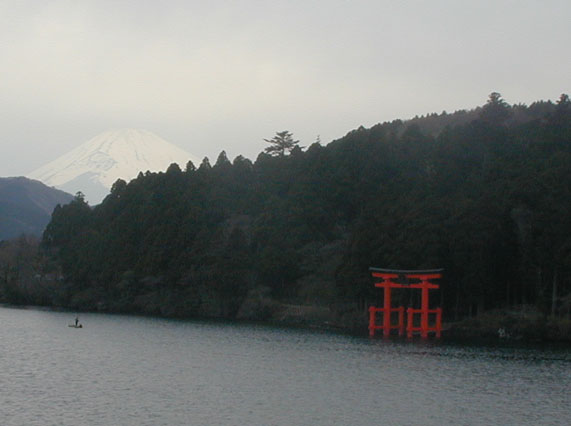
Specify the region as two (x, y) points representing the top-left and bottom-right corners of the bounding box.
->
(69, 316), (82, 328)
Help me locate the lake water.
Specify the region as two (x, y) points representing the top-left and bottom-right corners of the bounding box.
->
(0, 306), (569, 426)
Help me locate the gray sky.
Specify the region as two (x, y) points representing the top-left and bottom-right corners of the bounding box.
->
(1, 0), (570, 176)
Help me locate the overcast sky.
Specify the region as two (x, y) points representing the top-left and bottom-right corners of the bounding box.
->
(1, 0), (569, 176)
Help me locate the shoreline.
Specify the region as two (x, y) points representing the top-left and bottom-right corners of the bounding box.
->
(2, 302), (570, 345)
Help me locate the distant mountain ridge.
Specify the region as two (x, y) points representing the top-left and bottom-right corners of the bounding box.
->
(0, 177), (73, 241)
(28, 129), (198, 204)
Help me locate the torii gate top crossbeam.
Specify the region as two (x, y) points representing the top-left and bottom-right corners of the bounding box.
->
(369, 267), (444, 274)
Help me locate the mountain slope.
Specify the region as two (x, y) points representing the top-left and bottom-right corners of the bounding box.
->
(28, 129), (198, 204)
(0, 177), (73, 241)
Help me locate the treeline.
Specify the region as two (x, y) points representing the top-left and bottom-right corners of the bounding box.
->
(3, 93), (570, 328)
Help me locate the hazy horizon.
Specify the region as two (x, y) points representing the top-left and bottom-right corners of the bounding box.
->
(1, 0), (570, 176)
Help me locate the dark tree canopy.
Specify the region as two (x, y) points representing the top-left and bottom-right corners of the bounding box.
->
(480, 91), (511, 124)
(199, 157), (211, 171)
(185, 160), (196, 173)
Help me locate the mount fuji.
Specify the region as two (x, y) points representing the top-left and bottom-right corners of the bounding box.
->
(28, 129), (198, 204)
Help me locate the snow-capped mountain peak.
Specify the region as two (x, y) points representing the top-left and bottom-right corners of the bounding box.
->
(28, 129), (198, 204)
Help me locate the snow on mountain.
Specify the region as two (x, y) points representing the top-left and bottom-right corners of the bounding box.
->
(28, 129), (198, 204)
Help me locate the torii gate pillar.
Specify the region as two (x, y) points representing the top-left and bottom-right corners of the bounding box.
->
(368, 272), (405, 337)
(405, 273), (442, 338)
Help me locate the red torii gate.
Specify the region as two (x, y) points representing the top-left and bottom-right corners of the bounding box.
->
(368, 268), (443, 338)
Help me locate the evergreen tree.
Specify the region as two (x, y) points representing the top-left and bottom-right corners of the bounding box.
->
(264, 131), (299, 156)
(480, 92), (511, 124)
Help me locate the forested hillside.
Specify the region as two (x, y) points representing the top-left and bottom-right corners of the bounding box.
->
(3, 94), (570, 332)
(0, 177), (73, 240)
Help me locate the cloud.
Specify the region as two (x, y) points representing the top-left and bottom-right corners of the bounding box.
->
(1, 1), (570, 175)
